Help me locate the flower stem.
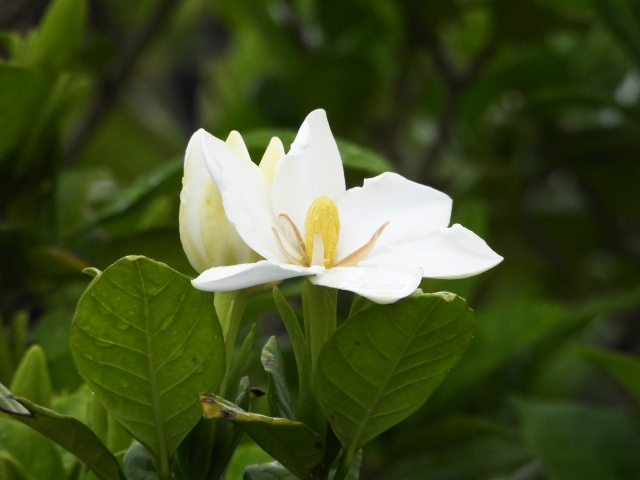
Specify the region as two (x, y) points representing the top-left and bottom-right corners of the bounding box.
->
(301, 280), (337, 372)
(214, 290), (248, 381)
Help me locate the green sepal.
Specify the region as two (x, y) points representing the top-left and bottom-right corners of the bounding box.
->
(261, 336), (294, 420)
(199, 393), (323, 479)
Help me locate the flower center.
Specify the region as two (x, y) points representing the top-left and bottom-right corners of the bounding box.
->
(272, 197), (389, 269)
(304, 196), (340, 268)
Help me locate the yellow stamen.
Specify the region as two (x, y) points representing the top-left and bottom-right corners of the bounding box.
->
(335, 221), (390, 267)
(304, 196), (340, 268)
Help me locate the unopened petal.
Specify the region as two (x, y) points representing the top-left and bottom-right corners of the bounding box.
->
(336, 172), (452, 261)
(271, 109), (346, 230)
(179, 130), (251, 273)
(363, 224), (503, 279)
(199, 130), (286, 263)
(259, 136), (286, 183)
(311, 266), (423, 304)
(192, 260), (319, 292)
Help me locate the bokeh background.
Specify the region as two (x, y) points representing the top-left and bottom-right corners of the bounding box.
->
(1, 0), (640, 478)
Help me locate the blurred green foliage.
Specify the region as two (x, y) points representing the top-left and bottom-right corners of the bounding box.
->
(1, 0), (640, 478)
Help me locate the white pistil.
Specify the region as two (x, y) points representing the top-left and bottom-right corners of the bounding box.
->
(311, 233), (325, 267)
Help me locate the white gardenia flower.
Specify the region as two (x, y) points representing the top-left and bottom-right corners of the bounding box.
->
(190, 109), (503, 304)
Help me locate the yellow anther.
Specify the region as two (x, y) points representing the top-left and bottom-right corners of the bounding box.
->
(304, 196), (340, 268)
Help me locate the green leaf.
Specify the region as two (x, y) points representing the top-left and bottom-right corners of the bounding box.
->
(0, 416), (66, 480)
(177, 377), (250, 480)
(123, 442), (161, 480)
(242, 461), (298, 480)
(242, 129), (393, 175)
(69, 255), (226, 477)
(223, 324), (257, 400)
(200, 394), (323, 479)
(581, 346), (640, 403)
(272, 287), (320, 434)
(26, 0), (87, 71)
(10, 345), (53, 408)
(593, 0), (640, 67)
(315, 292), (475, 455)
(0, 452), (30, 480)
(0, 389), (125, 480)
(225, 443), (273, 480)
(261, 336), (294, 420)
(0, 65), (47, 162)
(519, 402), (640, 480)
(0, 381), (29, 416)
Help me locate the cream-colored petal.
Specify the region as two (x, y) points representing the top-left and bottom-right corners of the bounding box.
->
(311, 265), (423, 304)
(179, 130), (252, 273)
(362, 224), (503, 279)
(336, 172), (452, 261)
(192, 260), (320, 292)
(271, 109), (346, 230)
(199, 129), (286, 263)
(259, 136), (286, 183)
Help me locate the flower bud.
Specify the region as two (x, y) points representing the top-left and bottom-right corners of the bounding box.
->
(180, 130), (286, 273)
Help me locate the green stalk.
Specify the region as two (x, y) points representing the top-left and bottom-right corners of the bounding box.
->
(333, 449), (354, 480)
(214, 290), (248, 370)
(301, 280), (337, 372)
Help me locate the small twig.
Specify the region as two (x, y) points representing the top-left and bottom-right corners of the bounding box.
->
(64, 0), (181, 164)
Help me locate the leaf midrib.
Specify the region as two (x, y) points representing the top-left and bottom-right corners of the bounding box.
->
(345, 297), (443, 458)
(136, 261), (169, 473)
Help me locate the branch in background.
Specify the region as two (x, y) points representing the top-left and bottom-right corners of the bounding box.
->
(63, 0), (181, 164)
(417, 21), (496, 185)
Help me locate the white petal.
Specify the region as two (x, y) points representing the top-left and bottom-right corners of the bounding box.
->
(271, 109), (346, 229)
(193, 260), (320, 292)
(199, 129), (285, 262)
(311, 266), (423, 304)
(335, 172), (452, 261)
(179, 130), (251, 273)
(362, 224), (503, 279)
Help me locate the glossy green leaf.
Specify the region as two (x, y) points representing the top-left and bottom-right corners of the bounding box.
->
(520, 402), (640, 480)
(242, 129), (393, 174)
(10, 345), (53, 408)
(242, 461), (298, 480)
(581, 346), (640, 403)
(0, 416), (66, 480)
(70, 256), (226, 476)
(0, 382), (29, 416)
(200, 393), (323, 479)
(315, 292), (475, 454)
(261, 336), (294, 420)
(0, 389), (124, 480)
(123, 442), (161, 480)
